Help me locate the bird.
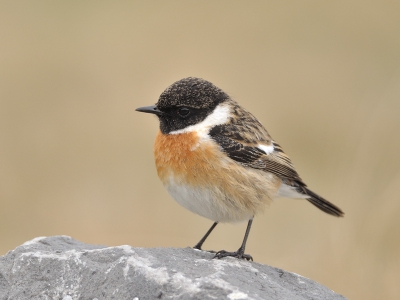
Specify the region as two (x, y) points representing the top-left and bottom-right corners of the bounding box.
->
(136, 77), (344, 261)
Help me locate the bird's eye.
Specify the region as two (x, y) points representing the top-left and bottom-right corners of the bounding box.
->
(178, 107), (190, 117)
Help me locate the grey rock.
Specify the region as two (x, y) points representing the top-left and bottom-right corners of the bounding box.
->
(0, 236), (346, 300)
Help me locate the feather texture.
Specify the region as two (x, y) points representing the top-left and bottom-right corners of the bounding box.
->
(208, 100), (344, 217)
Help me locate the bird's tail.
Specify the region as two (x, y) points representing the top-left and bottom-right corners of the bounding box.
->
(304, 187), (344, 217)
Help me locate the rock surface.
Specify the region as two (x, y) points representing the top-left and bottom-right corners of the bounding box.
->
(0, 236), (346, 300)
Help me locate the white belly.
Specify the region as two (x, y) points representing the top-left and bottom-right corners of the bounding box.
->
(165, 179), (254, 223)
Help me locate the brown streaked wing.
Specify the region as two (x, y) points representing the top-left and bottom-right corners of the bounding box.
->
(209, 126), (305, 185)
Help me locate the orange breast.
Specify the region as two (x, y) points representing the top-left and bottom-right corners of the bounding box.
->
(153, 130), (283, 221)
(154, 130), (217, 186)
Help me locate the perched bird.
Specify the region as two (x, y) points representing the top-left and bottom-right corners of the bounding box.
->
(136, 77), (344, 261)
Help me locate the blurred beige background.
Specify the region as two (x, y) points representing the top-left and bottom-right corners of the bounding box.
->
(1, 1), (399, 299)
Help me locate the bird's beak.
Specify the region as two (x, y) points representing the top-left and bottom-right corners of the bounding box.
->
(135, 105), (164, 116)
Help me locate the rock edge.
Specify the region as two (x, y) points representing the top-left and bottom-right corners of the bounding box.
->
(0, 236), (346, 300)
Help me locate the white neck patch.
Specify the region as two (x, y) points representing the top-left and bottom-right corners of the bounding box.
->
(169, 103), (231, 135)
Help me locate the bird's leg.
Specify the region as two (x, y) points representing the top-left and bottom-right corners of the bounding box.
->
(213, 219), (254, 261)
(193, 222), (218, 251)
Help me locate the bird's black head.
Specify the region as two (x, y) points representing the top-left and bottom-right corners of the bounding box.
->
(136, 77), (229, 134)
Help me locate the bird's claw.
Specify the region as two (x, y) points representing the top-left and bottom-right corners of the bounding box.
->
(213, 250), (253, 261)
(193, 246), (216, 253)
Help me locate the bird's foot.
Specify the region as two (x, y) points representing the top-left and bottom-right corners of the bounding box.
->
(193, 245), (216, 253)
(213, 249), (253, 261)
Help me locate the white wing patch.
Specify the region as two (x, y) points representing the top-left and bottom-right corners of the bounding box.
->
(257, 144), (274, 155)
